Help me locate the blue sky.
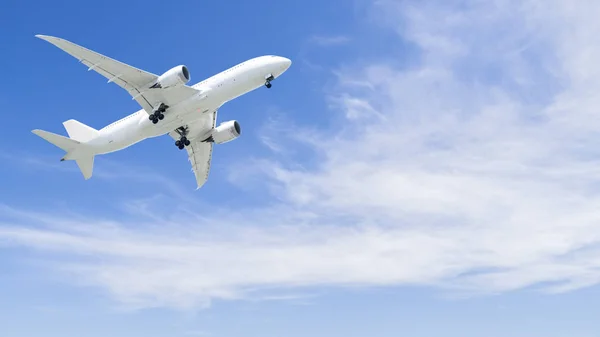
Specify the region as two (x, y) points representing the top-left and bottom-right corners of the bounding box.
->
(3, 0), (600, 336)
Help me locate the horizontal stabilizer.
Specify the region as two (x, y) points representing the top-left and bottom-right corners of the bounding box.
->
(63, 119), (99, 143)
(32, 129), (80, 152)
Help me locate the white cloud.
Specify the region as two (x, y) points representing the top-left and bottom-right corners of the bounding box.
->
(4, 0), (600, 311)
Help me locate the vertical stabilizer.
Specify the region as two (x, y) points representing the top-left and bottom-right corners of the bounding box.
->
(62, 119), (99, 143)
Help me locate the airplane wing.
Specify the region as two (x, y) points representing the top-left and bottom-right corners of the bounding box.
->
(168, 110), (218, 189)
(35, 35), (200, 115)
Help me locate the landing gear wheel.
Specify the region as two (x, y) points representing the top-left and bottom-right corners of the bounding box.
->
(150, 103), (169, 123)
(265, 81), (272, 88)
(175, 135), (190, 150)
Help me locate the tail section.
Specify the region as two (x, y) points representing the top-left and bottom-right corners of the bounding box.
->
(31, 128), (96, 180)
(62, 119), (99, 143)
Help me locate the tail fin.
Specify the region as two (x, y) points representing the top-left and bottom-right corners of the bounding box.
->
(62, 119), (99, 143)
(31, 129), (96, 180)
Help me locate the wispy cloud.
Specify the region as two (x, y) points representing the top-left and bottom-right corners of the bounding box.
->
(308, 35), (352, 46)
(4, 0), (600, 312)
(184, 330), (211, 336)
(2, 148), (196, 198)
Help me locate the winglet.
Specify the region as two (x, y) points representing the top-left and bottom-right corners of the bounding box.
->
(35, 35), (62, 45)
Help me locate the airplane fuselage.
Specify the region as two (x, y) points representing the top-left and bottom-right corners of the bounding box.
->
(87, 55), (291, 155)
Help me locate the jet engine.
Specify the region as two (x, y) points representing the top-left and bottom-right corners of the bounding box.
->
(211, 120), (241, 144)
(152, 65), (190, 88)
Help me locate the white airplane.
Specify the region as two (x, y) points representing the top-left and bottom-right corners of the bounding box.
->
(32, 35), (291, 189)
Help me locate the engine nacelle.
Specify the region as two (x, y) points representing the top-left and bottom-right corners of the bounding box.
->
(211, 120), (241, 144)
(153, 65), (190, 88)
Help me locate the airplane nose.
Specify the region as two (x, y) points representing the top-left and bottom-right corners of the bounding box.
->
(280, 57), (292, 71)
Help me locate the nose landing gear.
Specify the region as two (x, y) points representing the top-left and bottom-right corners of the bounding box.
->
(265, 74), (274, 88)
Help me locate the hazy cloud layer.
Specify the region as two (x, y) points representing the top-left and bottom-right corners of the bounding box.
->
(4, 0), (600, 310)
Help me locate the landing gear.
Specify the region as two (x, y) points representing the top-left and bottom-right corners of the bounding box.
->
(175, 137), (191, 150)
(174, 126), (191, 150)
(149, 103), (169, 124)
(265, 74), (274, 89)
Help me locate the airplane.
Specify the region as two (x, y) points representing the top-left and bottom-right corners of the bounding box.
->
(31, 35), (292, 189)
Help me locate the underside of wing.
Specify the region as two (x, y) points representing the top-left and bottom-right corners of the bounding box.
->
(36, 35), (200, 115)
(185, 140), (214, 190)
(169, 110), (218, 189)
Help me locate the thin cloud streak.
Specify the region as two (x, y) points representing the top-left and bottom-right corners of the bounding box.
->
(308, 35), (352, 46)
